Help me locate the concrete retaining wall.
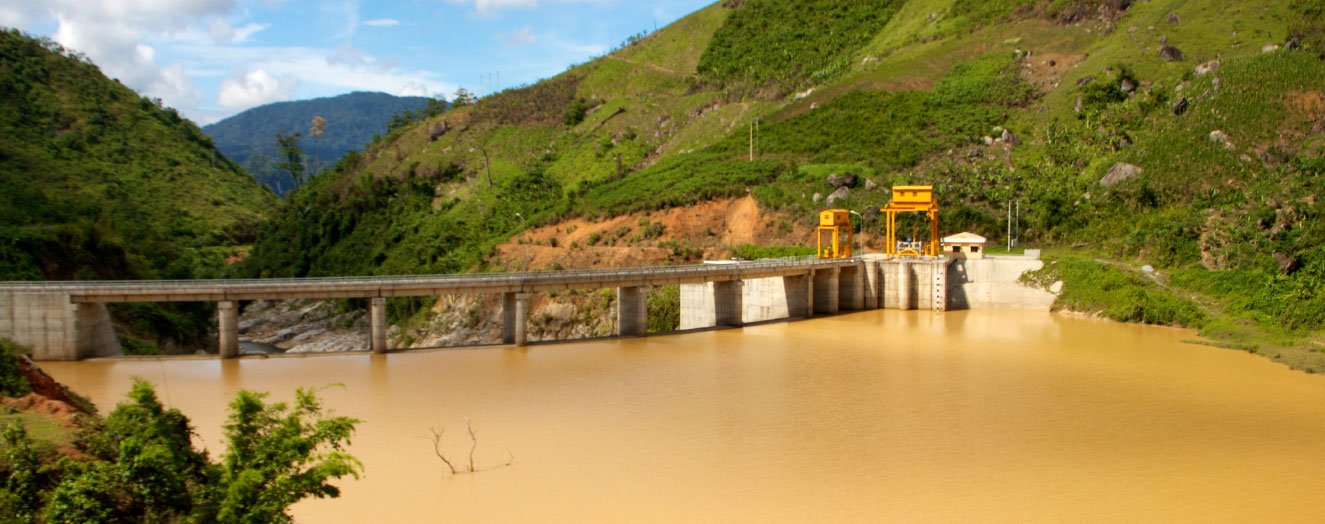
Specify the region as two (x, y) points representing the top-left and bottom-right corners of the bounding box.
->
(947, 256), (1057, 311)
(0, 292), (121, 360)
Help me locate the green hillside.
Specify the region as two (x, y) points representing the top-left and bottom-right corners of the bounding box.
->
(0, 29), (278, 351)
(238, 0), (1325, 367)
(203, 92), (441, 195)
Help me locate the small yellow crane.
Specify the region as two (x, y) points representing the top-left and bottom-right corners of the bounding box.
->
(816, 209), (853, 259)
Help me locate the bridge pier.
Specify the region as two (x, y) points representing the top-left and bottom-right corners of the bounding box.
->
(370, 297), (387, 353)
(502, 292), (531, 346)
(839, 263), (864, 311)
(218, 301), (238, 359)
(812, 268), (839, 315)
(617, 286), (648, 337)
(713, 280), (743, 327)
(863, 259), (881, 309)
(782, 274), (811, 318)
(897, 262), (914, 310)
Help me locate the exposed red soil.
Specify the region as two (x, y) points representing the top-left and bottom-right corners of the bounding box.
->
(494, 196), (815, 271)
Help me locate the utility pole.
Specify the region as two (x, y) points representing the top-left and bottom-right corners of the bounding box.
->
(1007, 200), (1012, 252)
(1014, 201), (1020, 249)
(516, 213), (528, 272)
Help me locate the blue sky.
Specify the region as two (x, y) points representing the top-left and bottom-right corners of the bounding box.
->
(0, 0), (714, 124)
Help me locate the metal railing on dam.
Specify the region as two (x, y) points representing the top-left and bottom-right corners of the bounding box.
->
(0, 256), (857, 302)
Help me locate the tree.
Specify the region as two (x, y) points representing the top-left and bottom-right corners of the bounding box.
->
(213, 387), (362, 523)
(309, 116), (327, 176)
(452, 88), (476, 107)
(30, 380), (361, 523)
(276, 132), (305, 190)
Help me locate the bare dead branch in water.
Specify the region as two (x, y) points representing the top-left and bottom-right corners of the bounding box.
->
(466, 417), (477, 472)
(429, 418), (514, 475)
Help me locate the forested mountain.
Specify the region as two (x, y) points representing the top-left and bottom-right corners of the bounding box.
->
(238, 0), (1325, 368)
(0, 28), (276, 282)
(0, 28), (278, 351)
(203, 92), (441, 195)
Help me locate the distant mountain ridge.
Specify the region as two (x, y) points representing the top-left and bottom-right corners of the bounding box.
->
(203, 91), (437, 195)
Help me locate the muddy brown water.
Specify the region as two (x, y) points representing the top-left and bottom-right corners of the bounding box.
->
(41, 310), (1325, 523)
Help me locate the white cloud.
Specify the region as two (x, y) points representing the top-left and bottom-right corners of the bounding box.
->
(498, 25), (537, 47)
(209, 18), (269, 43)
(397, 82), (428, 96)
(362, 18), (400, 27)
(217, 68), (297, 108)
(178, 43), (454, 108)
(444, 0), (538, 16)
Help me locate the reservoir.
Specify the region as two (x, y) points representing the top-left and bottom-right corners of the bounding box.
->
(40, 310), (1325, 523)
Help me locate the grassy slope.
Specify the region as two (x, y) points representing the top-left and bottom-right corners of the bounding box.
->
(243, 0), (1325, 369)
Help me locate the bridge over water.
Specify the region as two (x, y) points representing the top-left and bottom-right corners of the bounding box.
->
(2, 255), (967, 360)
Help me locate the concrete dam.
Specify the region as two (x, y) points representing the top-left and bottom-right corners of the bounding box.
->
(0, 254), (1055, 361)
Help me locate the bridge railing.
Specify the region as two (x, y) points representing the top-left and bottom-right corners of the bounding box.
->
(0, 255), (855, 292)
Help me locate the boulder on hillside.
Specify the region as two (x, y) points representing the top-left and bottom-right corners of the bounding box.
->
(1166, 12), (1181, 24)
(1100, 162), (1143, 186)
(1194, 60), (1220, 75)
(825, 186), (850, 207)
(1159, 45), (1186, 62)
(1273, 252), (1300, 275)
(428, 120), (451, 142)
(1002, 129), (1021, 146)
(862, 205), (881, 222)
(827, 173), (858, 188)
(1172, 97), (1190, 115)
(1106, 0), (1132, 10)
(864, 177), (878, 191)
(812, 192), (823, 203)
(1120, 78), (1137, 93)
(1209, 130), (1229, 144)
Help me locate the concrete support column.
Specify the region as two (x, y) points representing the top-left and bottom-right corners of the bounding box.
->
(512, 293), (531, 346)
(863, 260), (880, 310)
(806, 272), (815, 318)
(813, 267), (840, 315)
(218, 301), (238, 359)
(370, 297), (387, 353)
(501, 292), (517, 344)
(617, 286), (648, 337)
(839, 264), (864, 311)
(898, 263), (914, 311)
(713, 280), (744, 327)
(74, 303), (120, 359)
(782, 274), (811, 318)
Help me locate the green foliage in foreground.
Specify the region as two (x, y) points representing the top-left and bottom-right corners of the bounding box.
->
(0, 340), (31, 398)
(698, 0), (903, 92)
(1023, 256), (1208, 328)
(0, 380), (360, 523)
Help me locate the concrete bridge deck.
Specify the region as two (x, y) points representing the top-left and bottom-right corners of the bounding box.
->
(0, 256), (870, 360)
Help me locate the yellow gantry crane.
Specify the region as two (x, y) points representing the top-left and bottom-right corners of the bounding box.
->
(816, 209), (853, 259)
(883, 185), (939, 257)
